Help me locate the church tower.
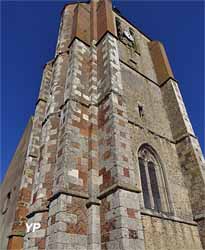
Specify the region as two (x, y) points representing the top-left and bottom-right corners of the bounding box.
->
(1, 1), (205, 250)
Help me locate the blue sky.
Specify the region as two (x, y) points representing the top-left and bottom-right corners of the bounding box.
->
(1, 1), (204, 182)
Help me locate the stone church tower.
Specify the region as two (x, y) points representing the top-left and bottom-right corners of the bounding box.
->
(1, 1), (205, 249)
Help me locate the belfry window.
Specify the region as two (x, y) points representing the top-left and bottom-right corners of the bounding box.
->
(138, 145), (170, 213)
(115, 17), (123, 39)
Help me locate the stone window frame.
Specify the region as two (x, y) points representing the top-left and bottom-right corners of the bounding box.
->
(138, 144), (173, 214)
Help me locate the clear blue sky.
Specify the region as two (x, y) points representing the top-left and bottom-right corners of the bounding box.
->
(1, 1), (204, 182)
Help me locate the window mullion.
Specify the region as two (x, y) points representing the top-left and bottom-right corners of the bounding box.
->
(155, 165), (167, 212)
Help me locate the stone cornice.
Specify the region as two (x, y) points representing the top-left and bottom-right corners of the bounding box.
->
(48, 190), (89, 203)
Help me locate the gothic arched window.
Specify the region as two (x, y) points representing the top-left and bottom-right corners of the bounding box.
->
(138, 145), (170, 213)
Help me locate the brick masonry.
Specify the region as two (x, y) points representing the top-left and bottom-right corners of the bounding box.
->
(1, 1), (204, 250)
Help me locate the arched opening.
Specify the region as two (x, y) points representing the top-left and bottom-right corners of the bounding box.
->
(138, 144), (170, 213)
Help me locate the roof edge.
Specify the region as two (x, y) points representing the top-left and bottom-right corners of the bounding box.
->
(61, 1), (90, 16)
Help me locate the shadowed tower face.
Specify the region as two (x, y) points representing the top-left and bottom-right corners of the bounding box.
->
(1, 1), (205, 250)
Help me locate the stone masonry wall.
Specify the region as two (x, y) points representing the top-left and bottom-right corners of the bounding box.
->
(96, 33), (144, 250)
(120, 63), (173, 140)
(142, 215), (202, 250)
(161, 78), (205, 248)
(2, 1), (204, 250)
(0, 119), (33, 250)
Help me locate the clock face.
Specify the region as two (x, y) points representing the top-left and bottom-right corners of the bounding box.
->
(123, 30), (134, 42)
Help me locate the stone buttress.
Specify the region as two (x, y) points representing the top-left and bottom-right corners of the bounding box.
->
(2, 1), (204, 250)
(149, 41), (205, 249)
(21, 1), (144, 250)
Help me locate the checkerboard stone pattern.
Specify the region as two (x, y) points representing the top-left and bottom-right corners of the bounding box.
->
(1, 1), (204, 250)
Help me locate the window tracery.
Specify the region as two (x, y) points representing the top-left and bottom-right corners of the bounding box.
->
(138, 145), (170, 213)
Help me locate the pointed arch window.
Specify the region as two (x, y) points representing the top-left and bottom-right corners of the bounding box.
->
(138, 145), (170, 213)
